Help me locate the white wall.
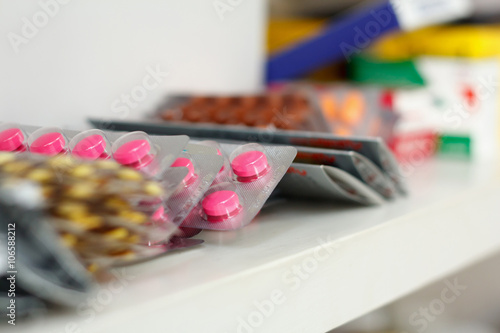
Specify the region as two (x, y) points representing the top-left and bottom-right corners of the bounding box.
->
(0, 0), (266, 129)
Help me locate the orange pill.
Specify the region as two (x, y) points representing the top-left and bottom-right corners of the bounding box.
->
(334, 125), (352, 136)
(340, 91), (365, 125)
(320, 94), (337, 121)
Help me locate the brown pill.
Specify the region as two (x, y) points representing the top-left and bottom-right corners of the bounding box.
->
(240, 96), (260, 108)
(290, 93), (309, 105)
(287, 106), (309, 123)
(190, 96), (212, 106)
(199, 106), (217, 122)
(213, 97), (234, 107)
(183, 107), (204, 122)
(266, 94), (285, 109)
(161, 108), (182, 121)
(263, 110), (279, 124)
(213, 108), (233, 124)
(241, 110), (262, 126)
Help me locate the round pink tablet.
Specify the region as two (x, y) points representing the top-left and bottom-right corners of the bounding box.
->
(0, 128), (24, 152)
(202, 190), (241, 222)
(30, 132), (66, 156)
(171, 157), (196, 185)
(113, 139), (150, 165)
(231, 150), (269, 180)
(152, 206), (165, 221)
(72, 134), (106, 160)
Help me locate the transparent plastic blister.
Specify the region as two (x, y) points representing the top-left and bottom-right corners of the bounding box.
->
(181, 142), (297, 230)
(0, 123), (28, 153)
(68, 129), (112, 160)
(160, 143), (224, 226)
(28, 127), (70, 156)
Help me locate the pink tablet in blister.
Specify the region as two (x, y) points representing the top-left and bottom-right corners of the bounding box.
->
(71, 134), (109, 160)
(171, 157), (197, 186)
(202, 190), (242, 222)
(28, 129), (67, 156)
(182, 142), (297, 231)
(231, 150), (269, 182)
(0, 128), (26, 152)
(111, 132), (160, 175)
(114, 139), (150, 164)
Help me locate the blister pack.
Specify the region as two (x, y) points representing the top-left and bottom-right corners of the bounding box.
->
(181, 142), (297, 230)
(92, 119), (407, 195)
(159, 143), (224, 226)
(0, 152), (179, 271)
(0, 123), (189, 177)
(280, 163), (385, 205)
(154, 87), (330, 132)
(0, 123), (191, 202)
(294, 146), (397, 200)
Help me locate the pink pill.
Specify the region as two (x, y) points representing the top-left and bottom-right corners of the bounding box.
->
(30, 132), (66, 156)
(202, 190), (241, 222)
(231, 150), (269, 180)
(72, 134), (106, 160)
(152, 206), (165, 221)
(0, 128), (24, 152)
(171, 157), (197, 185)
(114, 139), (150, 165)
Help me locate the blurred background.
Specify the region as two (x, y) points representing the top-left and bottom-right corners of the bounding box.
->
(2, 0), (500, 331)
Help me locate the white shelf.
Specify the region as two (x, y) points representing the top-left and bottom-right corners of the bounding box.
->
(19, 158), (500, 333)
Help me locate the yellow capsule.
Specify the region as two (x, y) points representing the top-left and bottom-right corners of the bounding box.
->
(119, 210), (147, 224)
(66, 182), (97, 199)
(55, 201), (88, 216)
(144, 181), (163, 196)
(48, 155), (75, 170)
(61, 233), (78, 247)
(125, 235), (140, 243)
(42, 185), (55, 198)
(117, 168), (143, 181)
(70, 214), (102, 229)
(105, 196), (129, 209)
(70, 165), (94, 178)
(0, 153), (15, 165)
(87, 263), (99, 273)
(103, 228), (129, 240)
(109, 249), (135, 259)
(3, 161), (32, 174)
(26, 168), (53, 183)
(95, 160), (120, 170)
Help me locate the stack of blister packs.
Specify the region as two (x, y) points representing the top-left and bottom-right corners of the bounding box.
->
(91, 117), (407, 207)
(0, 123), (297, 316)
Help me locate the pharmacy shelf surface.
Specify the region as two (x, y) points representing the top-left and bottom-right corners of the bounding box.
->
(16, 158), (500, 333)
